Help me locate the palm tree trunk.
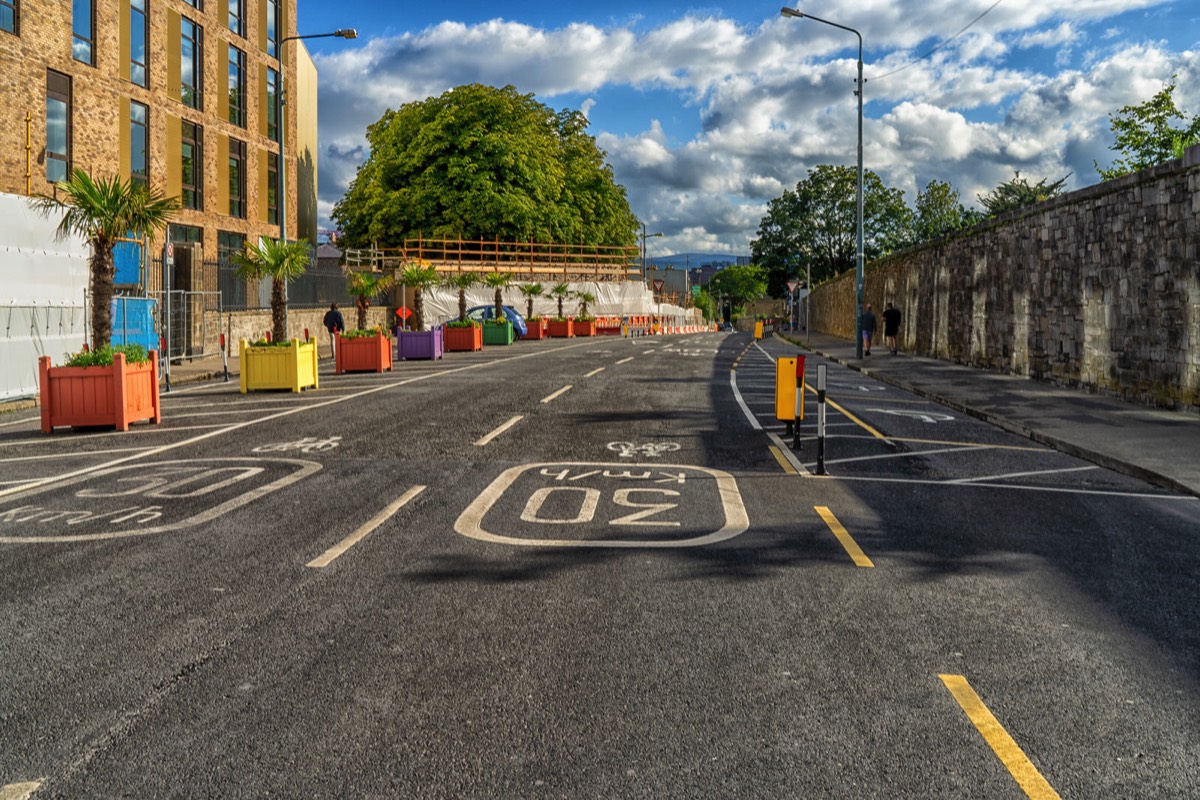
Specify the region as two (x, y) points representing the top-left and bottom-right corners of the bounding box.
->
(271, 278), (287, 342)
(91, 243), (116, 350)
(494, 288), (503, 321)
(357, 296), (369, 330)
(414, 288), (425, 331)
(458, 289), (467, 322)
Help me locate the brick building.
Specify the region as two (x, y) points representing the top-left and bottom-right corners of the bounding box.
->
(0, 0), (319, 289)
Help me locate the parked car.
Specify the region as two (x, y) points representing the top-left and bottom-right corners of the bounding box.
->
(465, 305), (528, 338)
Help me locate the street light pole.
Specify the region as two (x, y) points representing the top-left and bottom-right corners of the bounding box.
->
(639, 222), (662, 281)
(277, 28), (356, 337)
(780, 7), (864, 358)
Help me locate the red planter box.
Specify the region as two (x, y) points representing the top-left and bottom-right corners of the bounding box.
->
(39, 351), (161, 433)
(548, 319), (574, 338)
(522, 318), (548, 340)
(444, 324), (483, 351)
(575, 319), (596, 337)
(335, 330), (393, 373)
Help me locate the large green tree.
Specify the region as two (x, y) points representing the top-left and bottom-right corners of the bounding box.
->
(706, 264), (768, 313)
(333, 84), (638, 248)
(1096, 79), (1200, 180)
(913, 179), (980, 241)
(750, 165), (912, 297)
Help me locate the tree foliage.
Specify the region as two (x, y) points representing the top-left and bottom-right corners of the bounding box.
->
(32, 168), (178, 350)
(750, 165), (912, 298)
(977, 171), (1068, 217)
(705, 264), (768, 310)
(913, 179), (980, 241)
(231, 238), (312, 343)
(345, 270), (396, 331)
(397, 263), (440, 331)
(1096, 79), (1200, 181)
(333, 84), (638, 248)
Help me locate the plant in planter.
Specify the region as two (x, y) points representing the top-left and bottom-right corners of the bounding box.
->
(32, 169), (178, 433)
(548, 282), (575, 337)
(336, 326), (393, 374)
(481, 272), (516, 346)
(39, 344), (161, 432)
(231, 238), (317, 392)
(396, 263), (446, 359)
(518, 282), (547, 339)
(239, 336), (319, 393)
(574, 290), (597, 336)
(346, 270), (396, 330)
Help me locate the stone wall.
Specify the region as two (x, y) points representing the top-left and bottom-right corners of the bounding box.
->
(809, 145), (1200, 412)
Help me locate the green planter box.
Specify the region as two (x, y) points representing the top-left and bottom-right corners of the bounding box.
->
(483, 320), (516, 346)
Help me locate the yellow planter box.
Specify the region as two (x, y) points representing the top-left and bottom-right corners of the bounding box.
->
(240, 338), (319, 393)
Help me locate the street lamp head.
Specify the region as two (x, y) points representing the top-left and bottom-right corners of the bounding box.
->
(780, 7), (805, 18)
(334, 28), (358, 39)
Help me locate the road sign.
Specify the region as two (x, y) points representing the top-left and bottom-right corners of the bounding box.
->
(652, 279), (665, 292)
(395, 307), (412, 320)
(787, 280), (799, 293)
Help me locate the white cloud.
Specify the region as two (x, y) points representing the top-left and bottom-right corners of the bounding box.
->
(1018, 22), (1079, 49)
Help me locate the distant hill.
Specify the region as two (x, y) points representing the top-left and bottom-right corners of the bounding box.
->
(647, 253), (749, 270)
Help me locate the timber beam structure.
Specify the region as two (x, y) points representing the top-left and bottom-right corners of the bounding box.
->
(342, 237), (641, 282)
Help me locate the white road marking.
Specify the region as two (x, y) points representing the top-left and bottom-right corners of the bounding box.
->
(948, 465), (1099, 484)
(616, 357), (634, 365)
(0, 447), (152, 464)
(866, 408), (955, 423)
(765, 432), (810, 475)
(820, 473), (1194, 500)
(1, 781), (42, 800)
(0, 425), (231, 449)
(0, 416), (40, 429)
(730, 371), (762, 431)
(584, 367), (606, 378)
(475, 415), (525, 446)
(541, 385), (573, 404)
(307, 485), (426, 568)
(821, 445), (997, 465)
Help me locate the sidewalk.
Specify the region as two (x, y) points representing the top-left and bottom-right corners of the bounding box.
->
(786, 332), (1200, 499)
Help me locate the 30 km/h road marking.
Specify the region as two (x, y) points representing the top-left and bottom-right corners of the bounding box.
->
(475, 415), (525, 447)
(541, 385), (573, 404)
(1, 782), (42, 800)
(939, 674), (1062, 800)
(814, 506), (874, 567)
(307, 485), (426, 568)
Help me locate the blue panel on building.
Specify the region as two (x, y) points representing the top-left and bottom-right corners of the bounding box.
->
(111, 297), (158, 352)
(114, 240), (143, 286)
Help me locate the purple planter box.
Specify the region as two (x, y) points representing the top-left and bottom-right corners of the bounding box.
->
(396, 327), (444, 360)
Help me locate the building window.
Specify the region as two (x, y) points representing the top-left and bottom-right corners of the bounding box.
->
(181, 18), (203, 109)
(169, 224), (203, 244)
(266, 67), (279, 142)
(267, 152), (279, 225)
(1, 0), (17, 35)
(73, 0), (94, 64)
(227, 0), (243, 37)
(217, 230), (245, 261)
(130, 101), (148, 186)
(227, 45), (245, 127)
(130, 0), (147, 87)
(182, 0), (201, 8)
(265, 0), (278, 57)
(46, 71), (72, 183)
(181, 122), (202, 210)
(228, 139), (245, 218)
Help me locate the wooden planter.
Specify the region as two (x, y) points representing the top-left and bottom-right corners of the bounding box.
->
(335, 330), (393, 373)
(575, 319), (596, 337)
(522, 318), (547, 340)
(396, 327), (444, 360)
(39, 351), (161, 433)
(444, 324), (483, 352)
(483, 320), (516, 346)
(240, 338), (319, 393)
(548, 318), (575, 338)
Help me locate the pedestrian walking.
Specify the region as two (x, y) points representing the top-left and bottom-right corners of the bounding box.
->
(323, 302), (345, 360)
(882, 302), (902, 355)
(861, 304), (877, 356)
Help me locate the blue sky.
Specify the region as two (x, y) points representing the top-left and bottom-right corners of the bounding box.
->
(300, 1), (1200, 256)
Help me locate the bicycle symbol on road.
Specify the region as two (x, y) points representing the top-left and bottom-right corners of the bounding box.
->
(607, 441), (682, 459)
(253, 436), (342, 454)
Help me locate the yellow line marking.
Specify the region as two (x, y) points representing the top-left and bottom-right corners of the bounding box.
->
(814, 506), (874, 567)
(768, 445), (799, 474)
(307, 486), (426, 568)
(540, 385), (573, 404)
(474, 415), (524, 446)
(824, 396), (887, 440)
(939, 675), (1062, 800)
(1, 783), (43, 800)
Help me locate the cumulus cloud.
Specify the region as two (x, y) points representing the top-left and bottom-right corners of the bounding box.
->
(313, 1), (1195, 253)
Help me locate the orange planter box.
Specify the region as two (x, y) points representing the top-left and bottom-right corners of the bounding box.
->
(522, 318), (548, 340)
(335, 330), (393, 373)
(39, 351), (161, 433)
(575, 319), (596, 337)
(548, 319), (574, 338)
(444, 324), (483, 351)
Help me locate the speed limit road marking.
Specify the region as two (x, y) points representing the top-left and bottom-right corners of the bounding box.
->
(455, 462), (748, 548)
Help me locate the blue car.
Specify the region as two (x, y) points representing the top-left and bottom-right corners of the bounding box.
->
(466, 305), (528, 338)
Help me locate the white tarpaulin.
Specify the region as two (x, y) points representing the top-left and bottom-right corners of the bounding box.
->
(0, 192), (90, 400)
(404, 281), (693, 326)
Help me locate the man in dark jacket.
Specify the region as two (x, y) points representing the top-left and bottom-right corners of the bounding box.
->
(882, 302), (902, 355)
(323, 302), (345, 359)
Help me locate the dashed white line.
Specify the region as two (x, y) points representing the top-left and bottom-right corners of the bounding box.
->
(948, 465), (1098, 484)
(307, 485), (426, 568)
(541, 385), (573, 404)
(584, 367), (606, 378)
(475, 415), (525, 446)
(616, 357), (634, 365)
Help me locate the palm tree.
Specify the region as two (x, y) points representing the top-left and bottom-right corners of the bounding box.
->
(517, 282), (545, 319)
(231, 238), (312, 342)
(442, 272), (477, 323)
(576, 290), (597, 319)
(32, 168), (179, 350)
(483, 272), (513, 323)
(345, 270), (396, 331)
(550, 282), (572, 319)
(398, 263), (440, 331)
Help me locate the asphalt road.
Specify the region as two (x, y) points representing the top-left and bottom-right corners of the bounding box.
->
(1, 332), (1198, 798)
